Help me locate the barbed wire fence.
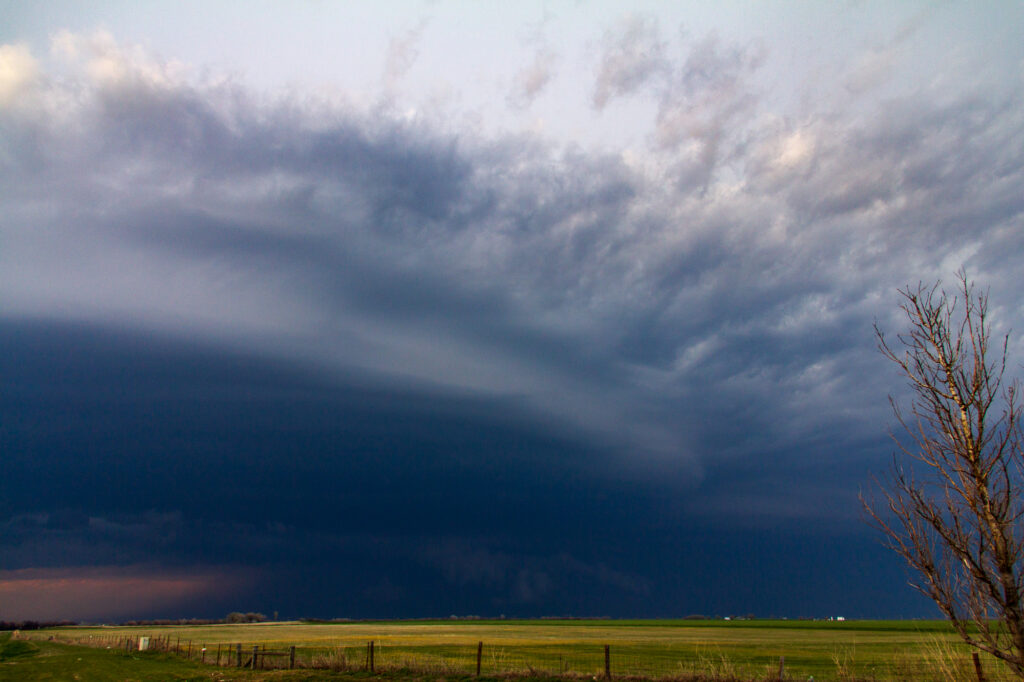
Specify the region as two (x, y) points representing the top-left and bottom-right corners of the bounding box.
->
(36, 632), (1012, 680)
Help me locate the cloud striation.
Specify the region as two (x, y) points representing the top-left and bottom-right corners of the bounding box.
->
(1, 24), (1023, 620)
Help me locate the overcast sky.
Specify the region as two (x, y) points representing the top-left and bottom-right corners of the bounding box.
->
(2, 1), (1023, 622)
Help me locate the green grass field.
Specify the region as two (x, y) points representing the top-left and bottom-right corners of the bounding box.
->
(8, 620), (1016, 681)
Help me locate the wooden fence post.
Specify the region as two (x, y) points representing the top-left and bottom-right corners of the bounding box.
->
(778, 655), (785, 681)
(290, 645), (296, 669)
(477, 641), (483, 676)
(368, 641), (375, 672)
(236, 643), (242, 667)
(252, 645), (259, 670)
(973, 652), (986, 682)
(187, 641), (192, 659)
(604, 644), (611, 679)
(201, 644), (206, 664)
(216, 643), (221, 667)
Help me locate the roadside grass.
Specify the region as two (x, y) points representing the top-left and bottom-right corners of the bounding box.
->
(0, 632), (40, 663)
(0, 633), (742, 682)
(14, 620), (1019, 681)
(1, 632), (218, 681)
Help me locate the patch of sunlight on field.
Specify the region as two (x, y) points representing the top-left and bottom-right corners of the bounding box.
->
(23, 619), (1018, 681)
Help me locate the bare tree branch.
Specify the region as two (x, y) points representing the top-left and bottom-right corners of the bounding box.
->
(865, 271), (1024, 676)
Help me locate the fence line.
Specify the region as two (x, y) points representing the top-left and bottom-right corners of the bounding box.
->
(42, 633), (1008, 681)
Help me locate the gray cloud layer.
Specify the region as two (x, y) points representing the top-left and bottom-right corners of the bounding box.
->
(3, 28), (1024, 521)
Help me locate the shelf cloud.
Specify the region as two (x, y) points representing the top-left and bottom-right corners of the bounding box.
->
(2, 4), (1022, 620)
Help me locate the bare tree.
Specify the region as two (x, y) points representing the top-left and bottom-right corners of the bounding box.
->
(867, 271), (1024, 675)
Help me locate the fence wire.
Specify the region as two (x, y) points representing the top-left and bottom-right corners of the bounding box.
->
(41, 633), (1021, 680)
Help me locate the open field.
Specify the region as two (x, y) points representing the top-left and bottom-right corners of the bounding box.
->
(3, 630), (558, 682)
(12, 619), (1017, 680)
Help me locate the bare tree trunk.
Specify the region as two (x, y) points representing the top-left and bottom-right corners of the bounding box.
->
(866, 271), (1024, 676)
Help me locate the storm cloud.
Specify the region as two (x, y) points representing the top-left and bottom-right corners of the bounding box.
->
(2, 8), (1023, 621)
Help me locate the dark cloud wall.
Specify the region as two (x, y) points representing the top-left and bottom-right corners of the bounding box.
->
(0, 319), (929, 619)
(1, 27), (1022, 620)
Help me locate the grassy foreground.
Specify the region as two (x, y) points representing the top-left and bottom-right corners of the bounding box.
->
(0, 630), (496, 681)
(7, 620), (1018, 681)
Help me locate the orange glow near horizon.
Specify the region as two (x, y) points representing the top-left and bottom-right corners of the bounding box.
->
(0, 566), (254, 621)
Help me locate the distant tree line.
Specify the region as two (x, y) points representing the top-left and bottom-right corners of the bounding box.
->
(121, 612), (268, 626)
(1, 613), (270, 630)
(225, 612), (268, 623)
(0, 620), (77, 630)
